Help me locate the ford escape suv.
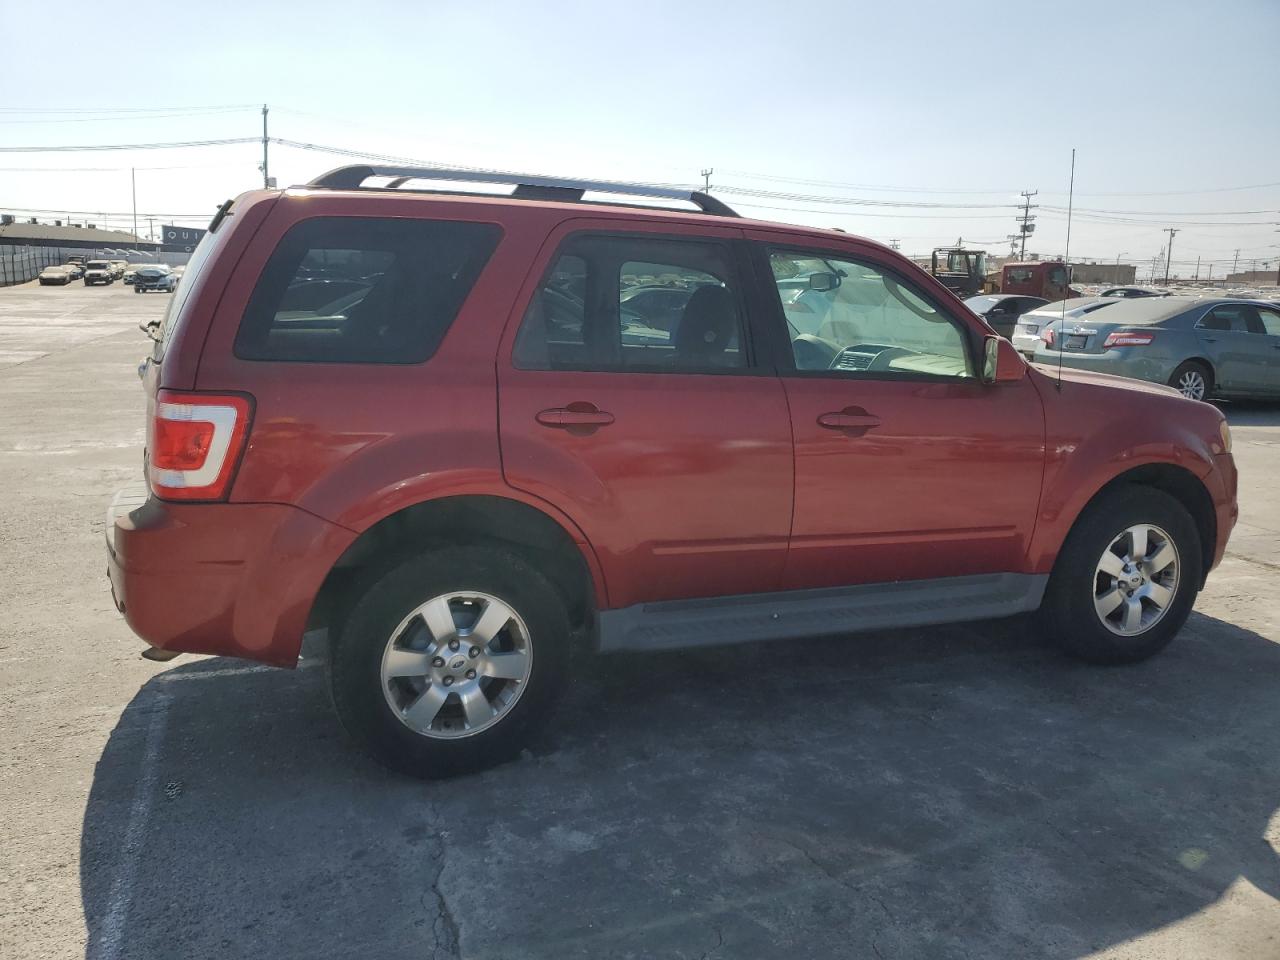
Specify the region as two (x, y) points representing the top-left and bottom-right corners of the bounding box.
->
(107, 166), (1238, 778)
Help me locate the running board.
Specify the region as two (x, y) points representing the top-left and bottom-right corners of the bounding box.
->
(597, 573), (1048, 653)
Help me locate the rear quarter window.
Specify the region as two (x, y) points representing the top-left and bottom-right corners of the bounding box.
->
(234, 216), (500, 364)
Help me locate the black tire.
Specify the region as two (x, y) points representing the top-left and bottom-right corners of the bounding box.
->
(134, 285), (143, 294)
(330, 545), (572, 779)
(1168, 360), (1213, 402)
(1039, 485), (1201, 665)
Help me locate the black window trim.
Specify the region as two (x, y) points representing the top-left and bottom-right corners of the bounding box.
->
(510, 229), (771, 377)
(747, 241), (985, 383)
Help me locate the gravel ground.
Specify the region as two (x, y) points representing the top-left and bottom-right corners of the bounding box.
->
(1, 279), (1277, 960)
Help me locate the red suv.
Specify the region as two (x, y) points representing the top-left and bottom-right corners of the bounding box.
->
(107, 166), (1238, 778)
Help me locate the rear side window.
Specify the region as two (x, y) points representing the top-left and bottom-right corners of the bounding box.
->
(235, 217), (500, 363)
(512, 234), (748, 372)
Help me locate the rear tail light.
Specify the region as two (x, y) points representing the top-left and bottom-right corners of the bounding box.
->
(148, 390), (253, 501)
(1103, 331), (1155, 348)
(1042, 328), (1055, 347)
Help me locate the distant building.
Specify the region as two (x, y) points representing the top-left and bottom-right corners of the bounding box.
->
(1224, 270), (1277, 285)
(0, 218), (157, 252)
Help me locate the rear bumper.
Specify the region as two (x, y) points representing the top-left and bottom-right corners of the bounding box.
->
(106, 485), (357, 666)
(1030, 349), (1176, 385)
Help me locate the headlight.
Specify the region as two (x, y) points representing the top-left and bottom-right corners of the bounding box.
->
(1218, 421), (1232, 454)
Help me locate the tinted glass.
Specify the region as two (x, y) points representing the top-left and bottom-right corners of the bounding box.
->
(1200, 305), (1253, 333)
(770, 249), (972, 378)
(1257, 307), (1280, 336)
(236, 216), (500, 363)
(513, 235), (747, 372)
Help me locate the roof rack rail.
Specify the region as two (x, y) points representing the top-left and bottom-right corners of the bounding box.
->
(306, 164), (739, 217)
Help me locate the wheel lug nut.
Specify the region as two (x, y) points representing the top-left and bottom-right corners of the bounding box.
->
(442, 676), (454, 686)
(431, 656), (445, 668)
(465, 669), (476, 680)
(468, 646), (480, 658)
(449, 639), (460, 652)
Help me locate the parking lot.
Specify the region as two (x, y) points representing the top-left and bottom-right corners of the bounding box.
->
(1, 278), (1277, 959)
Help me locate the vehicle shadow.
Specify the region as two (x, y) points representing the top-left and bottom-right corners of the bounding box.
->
(81, 613), (1280, 959)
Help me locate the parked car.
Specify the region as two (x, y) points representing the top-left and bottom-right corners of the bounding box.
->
(62, 262), (84, 280)
(82, 260), (116, 286)
(38, 265), (74, 285)
(107, 168), (1237, 779)
(110, 260), (128, 279)
(964, 294), (1049, 339)
(1030, 296), (1280, 401)
(1100, 286), (1161, 299)
(132, 265), (177, 293)
(1010, 297), (1121, 359)
(123, 262), (153, 284)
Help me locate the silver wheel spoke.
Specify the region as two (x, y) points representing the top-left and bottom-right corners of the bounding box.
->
(402, 684), (448, 729)
(1095, 588), (1125, 618)
(381, 590), (534, 740)
(1145, 581), (1174, 608)
(1097, 551), (1126, 578)
(1121, 597), (1143, 633)
(1129, 526), (1149, 562)
(481, 650), (529, 681)
(459, 687), (493, 728)
(384, 647), (433, 679)
(468, 598), (513, 645)
(421, 596), (456, 643)
(1146, 543), (1175, 575)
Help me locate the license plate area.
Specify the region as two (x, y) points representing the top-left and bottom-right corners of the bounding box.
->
(1065, 334), (1088, 349)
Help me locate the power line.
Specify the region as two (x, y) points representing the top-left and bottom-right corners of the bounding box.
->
(0, 137), (258, 153)
(0, 109), (254, 125)
(0, 104), (257, 114)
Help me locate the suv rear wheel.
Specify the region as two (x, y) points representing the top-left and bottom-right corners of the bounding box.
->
(330, 545), (571, 778)
(1039, 486), (1201, 664)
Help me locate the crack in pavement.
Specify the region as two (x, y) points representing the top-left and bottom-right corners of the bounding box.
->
(426, 832), (460, 960)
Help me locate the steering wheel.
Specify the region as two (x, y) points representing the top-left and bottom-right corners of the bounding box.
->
(792, 334), (839, 370)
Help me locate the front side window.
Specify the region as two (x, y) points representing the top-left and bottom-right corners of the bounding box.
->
(236, 216), (500, 363)
(769, 249), (972, 378)
(513, 234), (747, 372)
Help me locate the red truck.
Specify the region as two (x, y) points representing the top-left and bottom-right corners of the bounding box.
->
(107, 167), (1237, 778)
(1000, 260), (1076, 301)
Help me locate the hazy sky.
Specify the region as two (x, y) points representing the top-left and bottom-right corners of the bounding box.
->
(2, 0), (1277, 276)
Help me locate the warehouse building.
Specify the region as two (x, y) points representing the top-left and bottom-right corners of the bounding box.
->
(0, 217), (157, 253)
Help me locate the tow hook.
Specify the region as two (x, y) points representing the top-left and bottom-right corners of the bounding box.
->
(141, 646), (182, 662)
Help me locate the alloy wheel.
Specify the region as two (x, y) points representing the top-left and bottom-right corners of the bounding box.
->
(1176, 369), (1206, 401)
(1093, 524), (1180, 637)
(380, 591), (533, 739)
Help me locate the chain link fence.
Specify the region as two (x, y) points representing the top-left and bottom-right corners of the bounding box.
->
(0, 245), (190, 287)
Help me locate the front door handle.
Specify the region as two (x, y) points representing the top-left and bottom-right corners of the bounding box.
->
(1201, 336), (1218, 343)
(536, 404), (615, 429)
(817, 408), (881, 435)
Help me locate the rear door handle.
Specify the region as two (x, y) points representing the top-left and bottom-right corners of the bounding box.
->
(1201, 337), (1218, 343)
(536, 405), (615, 428)
(817, 409), (881, 433)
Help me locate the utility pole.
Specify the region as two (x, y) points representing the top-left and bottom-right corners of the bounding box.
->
(146, 216), (156, 248)
(261, 104), (270, 189)
(700, 168), (713, 193)
(1016, 190), (1038, 260)
(888, 239), (901, 251)
(131, 167), (138, 249)
(1115, 251), (1127, 283)
(1194, 255), (1200, 281)
(1275, 227), (1280, 287)
(1232, 248), (1240, 278)
(1162, 227), (1178, 283)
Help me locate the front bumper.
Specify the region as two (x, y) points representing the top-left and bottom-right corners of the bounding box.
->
(106, 485), (357, 666)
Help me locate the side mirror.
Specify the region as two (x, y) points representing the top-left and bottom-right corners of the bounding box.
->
(981, 335), (1027, 384)
(808, 272), (840, 292)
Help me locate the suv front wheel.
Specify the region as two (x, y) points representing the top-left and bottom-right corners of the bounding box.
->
(1040, 486), (1202, 664)
(330, 545), (571, 778)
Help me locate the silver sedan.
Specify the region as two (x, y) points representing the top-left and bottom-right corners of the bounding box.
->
(1028, 297), (1280, 401)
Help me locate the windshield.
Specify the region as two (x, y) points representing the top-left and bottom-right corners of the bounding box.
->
(87, 261), (109, 269)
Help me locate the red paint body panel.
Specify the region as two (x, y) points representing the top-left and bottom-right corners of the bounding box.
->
(109, 186), (1239, 668)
